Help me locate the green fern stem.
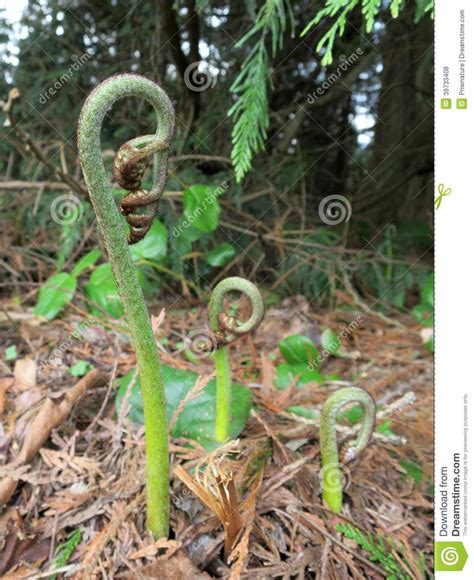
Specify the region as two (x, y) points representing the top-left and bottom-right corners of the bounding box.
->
(320, 387), (375, 513)
(208, 277), (264, 441)
(77, 74), (175, 538)
(214, 346), (232, 441)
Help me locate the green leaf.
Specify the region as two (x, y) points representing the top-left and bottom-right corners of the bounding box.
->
(84, 264), (124, 319)
(5, 345), (17, 361)
(377, 420), (395, 436)
(205, 243), (236, 267)
(34, 272), (77, 320)
(279, 334), (319, 367)
(264, 292), (280, 306)
(425, 336), (434, 352)
(286, 405), (319, 419)
(411, 304), (433, 327)
(69, 360), (94, 377)
(130, 220), (168, 262)
(420, 273), (433, 307)
(320, 328), (341, 356)
(115, 365), (252, 449)
(399, 459), (423, 484)
(274, 362), (323, 390)
(338, 405), (363, 425)
(70, 249), (102, 277)
(183, 184), (221, 233)
(172, 218), (202, 256)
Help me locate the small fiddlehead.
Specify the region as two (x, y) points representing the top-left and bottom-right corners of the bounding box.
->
(208, 277), (264, 442)
(319, 387), (376, 513)
(208, 277), (265, 349)
(77, 74), (174, 538)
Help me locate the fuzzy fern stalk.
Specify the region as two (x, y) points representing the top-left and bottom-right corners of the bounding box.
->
(319, 387), (375, 513)
(77, 74), (175, 538)
(208, 277), (264, 441)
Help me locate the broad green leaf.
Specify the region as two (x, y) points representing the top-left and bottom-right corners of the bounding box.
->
(34, 272), (77, 320)
(130, 220), (168, 262)
(377, 420), (396, 436)
(205, 243), (236, 267)
(320, 328), (341, 356)
(183, 184), (221, 233)
(421, 273), (434, 307)
(325, 373), (342, 381)
(172, 218), (202, 256)
(411, 304), (433, 327)
(69, 360), (94, 377)
(286, 405), (319, 419)
(5, 345), (17, 361)
(425, 336), (434, 352)
(339, 405), (389, 432)
(279, 334), (319, 368)
(274, 362), (323, 390)
(175, 379), (251, 449)
(84, 264), (123, 319)
(115, 365), (252, 449)
(338, 405), (363, 424)
(264, 292), (280, 306)
(70, 249), (102, 277)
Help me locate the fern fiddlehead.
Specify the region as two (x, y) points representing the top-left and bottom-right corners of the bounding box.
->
(78, 74), (175, 538)
(208, 277), (264, 441)
(319, 387), (376, 513)
(112, 132), (171, 244)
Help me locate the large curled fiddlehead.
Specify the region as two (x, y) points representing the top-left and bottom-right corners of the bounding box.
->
(112, 132), (171, 244)
(319, 387), (376, 514)
(77, 74), (174, 538)
(208, 277), (264, 442)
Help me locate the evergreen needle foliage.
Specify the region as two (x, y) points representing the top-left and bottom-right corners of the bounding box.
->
(229, 0), (433, 179)
(335, 522), (409, 579)
(302, 0), (434, 66)
(228, 0), (294, 182)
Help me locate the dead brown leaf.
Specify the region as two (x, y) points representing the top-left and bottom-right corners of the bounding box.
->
(0, 517), (50, 576)
(128, 538), (181, 560)
(122, 550), (212, 579)
(0, 368), (104, 506)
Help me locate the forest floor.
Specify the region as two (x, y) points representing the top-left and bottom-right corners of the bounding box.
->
(0, 293), (433, 578)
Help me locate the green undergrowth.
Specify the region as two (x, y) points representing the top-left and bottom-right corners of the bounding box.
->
(115, 364), (252, 450)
